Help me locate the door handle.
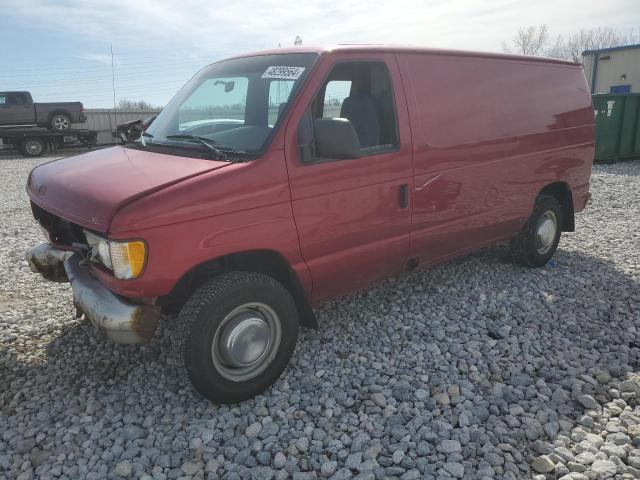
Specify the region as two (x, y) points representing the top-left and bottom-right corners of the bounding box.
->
(398, 184), (409, 209)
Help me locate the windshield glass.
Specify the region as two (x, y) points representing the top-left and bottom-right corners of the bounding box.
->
(143, 53), (317, 155)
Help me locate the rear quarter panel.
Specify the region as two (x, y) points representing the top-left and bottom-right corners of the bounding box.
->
(34, 102), (82, 123)
(398, 52), (594, 260)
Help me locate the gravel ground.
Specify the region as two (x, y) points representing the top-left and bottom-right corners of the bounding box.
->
(1, 155), (639, 480)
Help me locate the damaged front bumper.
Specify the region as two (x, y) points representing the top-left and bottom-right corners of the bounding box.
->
(26, 243), (160, 344)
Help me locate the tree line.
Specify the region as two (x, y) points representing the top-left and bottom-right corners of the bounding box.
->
(502, 26), (639, 62)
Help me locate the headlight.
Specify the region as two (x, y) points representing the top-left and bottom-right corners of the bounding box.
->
(84, 231), (146, 279)
(109, 240), (146, 279)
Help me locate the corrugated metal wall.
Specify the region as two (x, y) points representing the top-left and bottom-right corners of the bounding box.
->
(81, 106), (344, 145)
(79, 109), (161, 145)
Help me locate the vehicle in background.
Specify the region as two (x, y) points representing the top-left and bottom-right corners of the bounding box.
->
(25, 46), (594, 403)
(0, 127), (97, 157)
(113, 115), (157, 144)
(0, 91), (86, 131)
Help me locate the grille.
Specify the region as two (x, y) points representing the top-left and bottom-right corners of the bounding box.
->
(31, 201), (87, 246)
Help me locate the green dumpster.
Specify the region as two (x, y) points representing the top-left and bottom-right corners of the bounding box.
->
(593, 93), (640, 162)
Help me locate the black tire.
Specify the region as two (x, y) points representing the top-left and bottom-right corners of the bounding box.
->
(19, 138), (46, 158)
(510, 195), (562, 267)
(174, 272), (299, 403)
(50, 114), (71, 131)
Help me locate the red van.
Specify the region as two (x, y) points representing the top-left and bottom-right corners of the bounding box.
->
(26, 46), (594, 403)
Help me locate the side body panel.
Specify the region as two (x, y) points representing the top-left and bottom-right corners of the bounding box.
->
(96, 149), (312, 300)
(397, 53), (594, 265)
(283, 52), (414, 302)
(34, 102), (84, 125)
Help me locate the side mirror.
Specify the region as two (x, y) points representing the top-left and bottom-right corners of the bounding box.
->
(313, 117), (360, 160)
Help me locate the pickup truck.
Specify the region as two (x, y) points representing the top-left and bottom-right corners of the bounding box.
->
(0, 91), (86, 130)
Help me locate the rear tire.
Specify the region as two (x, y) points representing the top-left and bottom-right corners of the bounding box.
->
(50, 114), (71, 131)
(510, 195), (562, 267)
(174, 272), (299, 403)
(19, 138), (46, 158)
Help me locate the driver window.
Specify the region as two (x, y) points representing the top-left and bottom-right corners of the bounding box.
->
(178, 77), (248, 130)
(312, 61), (398, 155)
(7, 93), (26, 105)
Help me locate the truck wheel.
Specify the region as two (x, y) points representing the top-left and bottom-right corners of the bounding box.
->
(175, 272), (299, 403)
(50, 114), (71, 130)
(510, 195), (562, 267)
(19, 138), (46, 158)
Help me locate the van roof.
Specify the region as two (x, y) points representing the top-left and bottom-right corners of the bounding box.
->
(227, 44), (580, 67)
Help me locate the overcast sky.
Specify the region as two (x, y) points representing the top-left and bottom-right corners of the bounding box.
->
(1, 0), (638, 108)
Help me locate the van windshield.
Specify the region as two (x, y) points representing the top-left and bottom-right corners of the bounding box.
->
(142, 53), (317, 156)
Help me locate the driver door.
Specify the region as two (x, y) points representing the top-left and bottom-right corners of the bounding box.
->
(284, 53), (413, 302)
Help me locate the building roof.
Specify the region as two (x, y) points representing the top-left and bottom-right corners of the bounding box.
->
(583, 43), (640, 56)
(226, 44), (579, 67)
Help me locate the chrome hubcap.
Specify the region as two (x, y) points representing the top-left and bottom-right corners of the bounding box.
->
(211, 302), (281, 382)
(535, 211), (557, 254)
(54, 117), (70, 129)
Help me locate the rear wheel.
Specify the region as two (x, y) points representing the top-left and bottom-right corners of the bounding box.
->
(174, 272), (299, 403)
(510, 195), (562, 267)
(50, 114), (71, 130)
(19, 138), (46, 158)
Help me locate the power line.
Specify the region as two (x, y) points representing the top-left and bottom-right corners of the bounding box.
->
(0, 49), (221, 73)
(35, 85), (182, 100)
(0, 59), (206, 81)
(18, 79), (188, 95)
(111, 44), (116, 115)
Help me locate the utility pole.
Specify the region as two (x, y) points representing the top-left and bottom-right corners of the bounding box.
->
(111, 44), (117, 128)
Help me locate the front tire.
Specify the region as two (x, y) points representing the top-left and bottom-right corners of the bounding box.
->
(510, 195), (562, 267)
(175, 272), (299, 403)
(50, 114), (71, 130)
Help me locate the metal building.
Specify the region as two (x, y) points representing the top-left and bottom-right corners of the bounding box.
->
(583, 44), (640, 94)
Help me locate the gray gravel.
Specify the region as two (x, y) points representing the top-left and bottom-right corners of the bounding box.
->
(1, 155), (639, 480)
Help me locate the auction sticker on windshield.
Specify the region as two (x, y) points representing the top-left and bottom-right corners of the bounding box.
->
(262, 66), (306, 80)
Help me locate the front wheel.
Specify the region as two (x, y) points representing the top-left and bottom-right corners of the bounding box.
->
(510, 195), (562, 267)
(175, 272), (299, 403)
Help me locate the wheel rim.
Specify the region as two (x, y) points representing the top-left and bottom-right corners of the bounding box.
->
(54, 116), (70, 130)
(25, 140), (43, 155)
(535, 211), (557, 255)
(211, 302), (282, 382)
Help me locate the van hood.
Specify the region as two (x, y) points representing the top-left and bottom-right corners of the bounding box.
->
(27, 146), (231, 232)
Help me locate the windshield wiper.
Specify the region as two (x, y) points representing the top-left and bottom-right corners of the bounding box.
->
(165, 134), (227, 160)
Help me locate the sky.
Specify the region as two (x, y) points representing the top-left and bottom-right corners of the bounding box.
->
(1, 0), (638, 108)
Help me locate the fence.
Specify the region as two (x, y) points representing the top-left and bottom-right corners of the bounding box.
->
(79, 109), (161, 145)
(79, 105), (345, 146)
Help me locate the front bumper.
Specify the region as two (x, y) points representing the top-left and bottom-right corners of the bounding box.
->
(26, 243), (160, 344)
